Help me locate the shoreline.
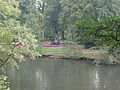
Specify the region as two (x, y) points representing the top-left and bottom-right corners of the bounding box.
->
(41, 54), (95, 61)
(39, 55), (120, 65)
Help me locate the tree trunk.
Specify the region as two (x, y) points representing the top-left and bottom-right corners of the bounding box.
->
(62, 31), (64, 40)
(51, 33), (60, 45)
(54, 34), (60, 45)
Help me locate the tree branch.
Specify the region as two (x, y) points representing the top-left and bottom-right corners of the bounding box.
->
(0, 43), (20, 69)
(0, 54), (13, 69)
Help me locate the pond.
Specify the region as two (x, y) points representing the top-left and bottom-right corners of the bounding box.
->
(8, 58), (120, 90)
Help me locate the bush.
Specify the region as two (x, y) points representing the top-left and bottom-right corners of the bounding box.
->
(0, 75), (10, 90)
(77, 16), (120, 52)
(93, 46), (119, 64)
(84, 41), (95, 49)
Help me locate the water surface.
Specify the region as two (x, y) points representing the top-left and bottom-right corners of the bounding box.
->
(8, 58), (120, 90)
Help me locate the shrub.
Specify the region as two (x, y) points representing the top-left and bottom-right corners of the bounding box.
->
(93, 46), (119, 64)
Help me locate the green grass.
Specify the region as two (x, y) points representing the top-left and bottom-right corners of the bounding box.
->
(36, 46), (71, 54)
(35, 42), (103, 59)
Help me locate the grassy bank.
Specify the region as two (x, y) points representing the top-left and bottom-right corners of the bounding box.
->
(9, 41), (119, 64)
(36, 44), (103, 59)
(35, 41), (120, 65)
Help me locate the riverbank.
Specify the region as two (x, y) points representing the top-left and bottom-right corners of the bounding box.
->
(35, 41), (104, 64)
(15, 41), (119, 64)
(36, 41), (119, 65)
(41, 55), (95, 62)
(37, 41), (102, 59)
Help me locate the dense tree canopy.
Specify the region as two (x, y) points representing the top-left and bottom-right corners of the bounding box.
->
(18, 0), (44, 41)
(0, 0), (39, 89)
(0, 0), (39, 68)
(43, 0), (61, 40)
(77, 16), (120, 50)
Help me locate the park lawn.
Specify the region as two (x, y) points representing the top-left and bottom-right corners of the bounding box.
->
(36, 45), (103, 59)
(36, 46), (71, 55)
(1, 41), (103, 59)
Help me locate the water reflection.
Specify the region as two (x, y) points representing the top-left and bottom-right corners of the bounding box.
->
(8, 58), (120, 90)
(35, 70), (48, 89)
(90, 68), (100, 90)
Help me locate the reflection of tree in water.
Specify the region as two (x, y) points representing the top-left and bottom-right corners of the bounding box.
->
(8, 59), (120, 90)
(35, 70), (48, 89)
(33, 60), (65, 90)
(90, 67), (110, 90)
(93, 69), (100, 90)
(90, 66), (120, 90)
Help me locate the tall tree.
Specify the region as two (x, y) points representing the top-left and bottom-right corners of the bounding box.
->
(18, 0), (44, 41)
(77, 16), (120, 60)
(0, 0), (39, 89)
(59, 0), (120, 42)
(58, 0), (85, 41)
(43, 0), (61, 44)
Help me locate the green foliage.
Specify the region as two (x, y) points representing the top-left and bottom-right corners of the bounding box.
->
(77, 16), (120, 50)
(43, 0), (61, 39)
(0, 75), (10, 90)
(0, 30), (13, 44)
(92, 0), (120, 19)
(58, 0), (83, 40)
(58, 0), (95, 41)
(76, 16), (95, 43)
(38, 0), (120, 41)
(0, 0), (40, 69)
(0, 0), (21, 20)
(18, 0), (44, 41)
(93, 58), (115, 65)
(77, 16), (120, 63)
(93, 46), (119, 64)
(0, 0), (40, 89)
(0, 26), (39, 69)
(60, 0), (120, 41)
